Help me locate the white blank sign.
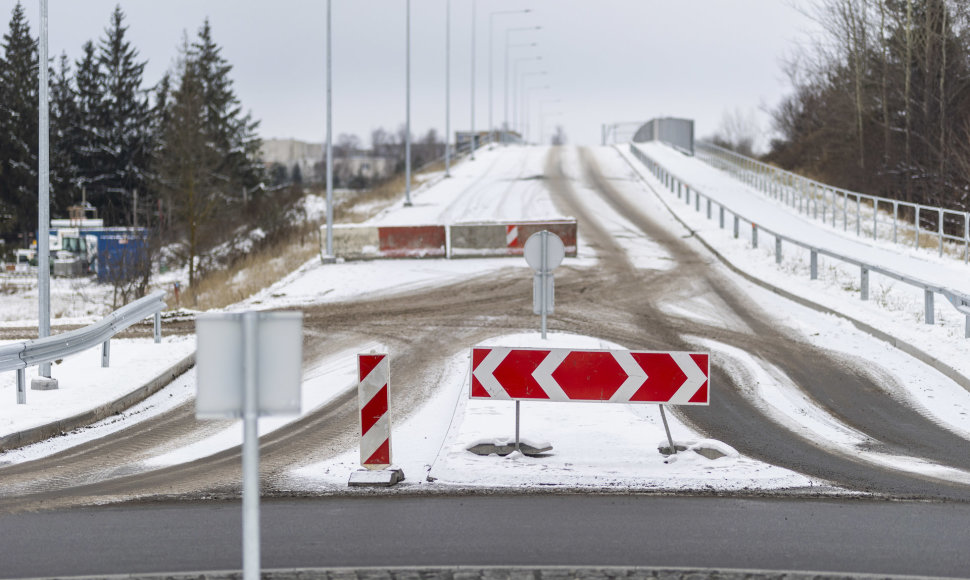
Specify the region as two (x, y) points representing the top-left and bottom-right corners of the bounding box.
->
(196, 311), (303, 419)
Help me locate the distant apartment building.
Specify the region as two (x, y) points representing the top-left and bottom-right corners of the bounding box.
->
(261, 138), (325, 183)
(261, 138), (395, 186)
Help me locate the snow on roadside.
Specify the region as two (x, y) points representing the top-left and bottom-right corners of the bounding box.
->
(288, 332), (816, 492)
(615, 143), (970, 385)
(369, 146), (565, 226)
(9, 143), (970, 495)
(142, 341), (384, 467)
(0, 336), (195, 446)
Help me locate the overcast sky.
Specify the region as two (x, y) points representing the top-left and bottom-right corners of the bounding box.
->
(7, 0), (818, 147)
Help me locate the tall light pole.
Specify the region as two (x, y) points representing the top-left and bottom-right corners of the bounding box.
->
(405, 0), (412, 206)
(489, 8), (530, 147)
(469, 0), (476, 160)
(539, 98), (562, 145)
(444, 0), (451, 177)
(38, 0), (51, 380)
(524, 84), (550, 143)
(504, 26), (540, 142)
(324, 0), (335, 262)
(514, 67), (545, 138)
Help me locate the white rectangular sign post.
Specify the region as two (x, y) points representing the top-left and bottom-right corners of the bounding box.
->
(196, 311), (303, 580)
(524, 230), (565, 340)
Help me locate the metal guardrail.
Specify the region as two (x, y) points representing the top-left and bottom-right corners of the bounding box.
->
(3, 290), (167, 404)
(695, 141), (970, 263)
(629, 144), (970, 339)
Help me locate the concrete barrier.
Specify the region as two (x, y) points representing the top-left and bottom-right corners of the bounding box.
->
(330, 225), (380, 259)
(324, 220), (576, 260)
(379, 225), (446, 258)
(450, 219), (578, 258)
(326, 224), (446, 259)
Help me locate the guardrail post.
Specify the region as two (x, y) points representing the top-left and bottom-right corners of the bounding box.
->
(17, 369), (25, 404)
(719, 206), (725, 229)
(861, 267), (869, 301)
(843, 193), (848, 231)
(752, 224), (758, 248)
(706, 199), (712, 220)
(695, 192), (700, 212)
(915, 205), (920, 249)
(677, 182), (681, 199)
(775, 237), (782, 264)
(733, 215), (739, 239)
(936, 208), (943, 258)
(810, 250), (818, 280)
(893, 201), (899, 243)
(856, 196), (861, 236)
(154, 311), (162, 344)
(925, 290), (934, 325)
(873, 200), (878, 240)
(102, 339), (110, 368)
(966, 314), (970, 339)
(685, 186), (690, 206)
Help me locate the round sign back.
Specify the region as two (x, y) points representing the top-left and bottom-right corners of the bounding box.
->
(524, 230), (565, 271)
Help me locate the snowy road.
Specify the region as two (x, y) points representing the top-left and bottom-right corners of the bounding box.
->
(3, 145), (970, 518)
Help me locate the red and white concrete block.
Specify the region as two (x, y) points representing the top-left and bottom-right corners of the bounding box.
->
(350, 353), (404, 486)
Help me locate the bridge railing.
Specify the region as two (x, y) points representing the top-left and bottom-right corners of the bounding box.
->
(2, 290), (167, 404)
(695, 141), (970, 263)
(629, 144), (970, 339)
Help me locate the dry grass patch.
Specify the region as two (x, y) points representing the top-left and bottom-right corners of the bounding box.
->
(189, 222), (322, 310)
(186, 163), (444, 311)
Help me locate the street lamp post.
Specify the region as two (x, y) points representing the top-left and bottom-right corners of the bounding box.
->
(444, 0), (451, 177)
(324, 0), (335, 262)
(515, 68), (545, 138)
(38, 0), (51, 380)
(489, 9), (530, 147)
(505, 26), (542, 144)
(405, 0), (412, 206)
(470, 0), (476, 159)
(511, 57), (541, 140)
(524, 84), (550, 143)
(504, 26), (540, 143)
(539, 98), (562, 145)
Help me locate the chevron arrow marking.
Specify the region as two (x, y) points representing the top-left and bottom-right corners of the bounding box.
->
(470, 347), (709, 405)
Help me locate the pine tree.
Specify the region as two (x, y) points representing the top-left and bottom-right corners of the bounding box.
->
(0, 2), (38, 241)
(97, 5), (152, 226)
(155, 43), (220, 290)
(50, 52), (81, 211)
(74, 40), (105, 210)
(192, 19), (263, 199)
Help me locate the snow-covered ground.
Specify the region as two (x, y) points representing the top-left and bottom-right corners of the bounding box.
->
(2, 144), (970, 496)
(622, 142), (970, 382)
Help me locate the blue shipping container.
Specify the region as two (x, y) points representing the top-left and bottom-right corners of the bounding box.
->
(97, 234), (149, 283)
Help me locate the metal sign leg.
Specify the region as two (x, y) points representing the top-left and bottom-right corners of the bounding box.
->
(515, 400), (521, 453)
(659, 405), (676, 456)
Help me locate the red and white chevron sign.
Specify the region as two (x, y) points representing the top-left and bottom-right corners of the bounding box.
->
(506, 224), (519, 248)
(358, 353), (392, 468)
(470, 347), (709, 404)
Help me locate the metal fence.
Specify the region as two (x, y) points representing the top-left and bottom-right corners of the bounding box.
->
(1, 290), (167, 404)
(629, 144), (970, 339)
(633, 118), (695, 156)
(696, 141), (970, 263)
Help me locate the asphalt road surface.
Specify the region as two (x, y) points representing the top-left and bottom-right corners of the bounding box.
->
(1, 495), (969, 579)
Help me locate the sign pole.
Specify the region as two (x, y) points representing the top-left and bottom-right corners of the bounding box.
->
(514, 400), (521, 453)
(659, 404), (676, 456)
(242, 312), (260, 580)
(196, 311), (302, 580)
(540, 230), (548, 339)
